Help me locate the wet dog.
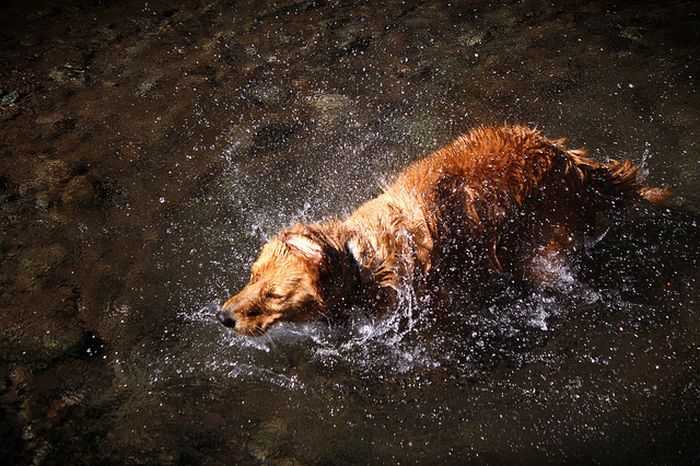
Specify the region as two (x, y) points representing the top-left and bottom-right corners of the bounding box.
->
(216, 125), (668, 335)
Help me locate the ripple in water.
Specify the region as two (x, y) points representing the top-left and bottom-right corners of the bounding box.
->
(172, 250), (601, 395)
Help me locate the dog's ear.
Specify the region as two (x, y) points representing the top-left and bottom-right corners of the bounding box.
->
(284, 234), (324, 263)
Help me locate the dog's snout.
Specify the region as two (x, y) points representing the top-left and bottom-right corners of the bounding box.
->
(216, 310), (236, 328)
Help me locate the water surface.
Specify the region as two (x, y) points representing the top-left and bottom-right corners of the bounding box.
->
(0, 0), (698, 464)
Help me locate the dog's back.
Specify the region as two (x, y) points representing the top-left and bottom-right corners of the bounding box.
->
(218, 125), (669, 334)
(350, 125), (668, 282)
(395, 125), (663, 219)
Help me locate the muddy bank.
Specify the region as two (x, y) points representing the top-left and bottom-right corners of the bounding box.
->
(0, 0), (698, 464)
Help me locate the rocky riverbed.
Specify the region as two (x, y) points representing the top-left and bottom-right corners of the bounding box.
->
(0, 0), (698, 464)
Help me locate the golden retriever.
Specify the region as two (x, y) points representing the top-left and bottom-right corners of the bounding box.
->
(216, 125), (667, 336)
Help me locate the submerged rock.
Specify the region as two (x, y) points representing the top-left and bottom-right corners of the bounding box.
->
(61, 175), (95, 205)
(0, 90), (22, 107)
(248, 418), (291, 463)
(306, 93), (352, 125)
(619, 26), (644, 42)
(20, 34), (41, 47)
(48, 64), (88, 86)
(390, 115), (447, 148)
(95, 25), (121, 43)
(251, 122), (300, 153)
(457, 29), (490, 47)
(34, 160), (71, 189)
(221, 124), (255, 160)
(0, 89), (26, 121)
(19, 159), (73, 209)
(16, 244), (67, 290)
(136, 80), (158, 97)
(331, 24), (371, 56)
(245, 83), (285, 106)
(0, 316), (84, 363)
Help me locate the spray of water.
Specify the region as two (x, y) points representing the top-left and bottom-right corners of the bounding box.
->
(156, 116), (642, 395)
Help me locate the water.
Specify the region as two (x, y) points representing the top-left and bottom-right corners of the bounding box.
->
(143, 142), (697, 464)
(0, 0), (698, 464)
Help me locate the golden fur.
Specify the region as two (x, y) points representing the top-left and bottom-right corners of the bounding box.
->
(217, 125), (668, 335)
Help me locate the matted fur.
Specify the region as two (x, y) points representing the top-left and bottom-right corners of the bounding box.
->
(217, 125), (668, 335)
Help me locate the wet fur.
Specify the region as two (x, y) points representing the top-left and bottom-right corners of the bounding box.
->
(219, 125), (668, 335)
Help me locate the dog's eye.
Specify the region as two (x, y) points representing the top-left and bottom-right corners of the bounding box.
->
(264, 289), (284, 301)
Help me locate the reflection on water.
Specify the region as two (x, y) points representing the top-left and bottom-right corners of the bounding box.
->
(0, 0), (698, 464)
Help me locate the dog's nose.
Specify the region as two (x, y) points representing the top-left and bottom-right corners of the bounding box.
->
(216, 310), (236, 328)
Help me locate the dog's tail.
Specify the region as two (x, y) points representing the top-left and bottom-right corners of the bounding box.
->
(598, 158), (670, 204)
(567, 149), (671, 205)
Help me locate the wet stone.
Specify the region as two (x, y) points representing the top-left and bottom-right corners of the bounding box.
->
(46, 390), (86, 426)
(248, 418), (291, 462)
(20, 34), (41, 47)
(60, 175), (95, 205)
(244, 45), (260, 58)
(137, 79), (158, 97)
(334, 28), (371, 56)
(17, 244), (67, 290)
(25, 5), (63, 21)
(619, 26), (644, 42)
(245, 83), (285, 106)
(221, 124), (255, 158)
(48, 65), (88, 86)
(0, 90), (23, 121)
(9, 365), (32, 388)
(458, 29), (489, 47)
(32, 159), (73, 192)
(251, 123), (299, 152)
(1, 317), (84, 364)
(256, 0), (327, 20)
(34, 192), (51, 210)
(95, 26), (121, 43)
(391, 115), (447, 148)
(0, 90), (22, 107)
(306, 93), (352, 125)
(0, 106), (21, 121)
(51, 116), (78, 138)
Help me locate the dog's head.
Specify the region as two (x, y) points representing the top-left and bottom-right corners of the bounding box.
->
(217, 226), (350, 336)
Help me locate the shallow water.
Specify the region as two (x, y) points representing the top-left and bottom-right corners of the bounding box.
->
(1, 0), (698, 464)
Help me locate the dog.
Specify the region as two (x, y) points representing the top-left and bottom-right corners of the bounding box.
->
(216, 125), (668, 336)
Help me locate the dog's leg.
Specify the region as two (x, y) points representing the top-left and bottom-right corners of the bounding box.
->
(525, 224), (580, 285)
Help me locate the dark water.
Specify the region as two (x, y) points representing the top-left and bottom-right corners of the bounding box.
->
(0, 0), (698, 464)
